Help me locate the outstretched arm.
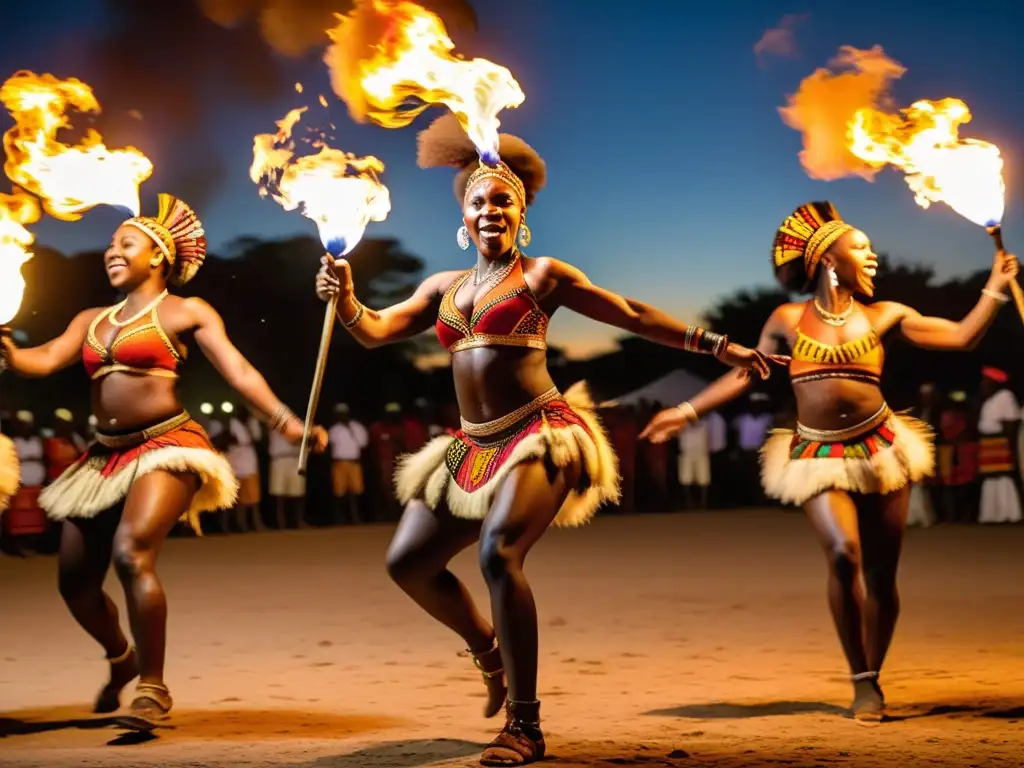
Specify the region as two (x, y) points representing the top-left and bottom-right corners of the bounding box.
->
(539, 258), (785, 377)
(886, 249), (1019, 350)
(316, 255), (460, 349)
(639, 308), (790, 443)
(0, 308), (100, 378)
(187, 298), (323, 447)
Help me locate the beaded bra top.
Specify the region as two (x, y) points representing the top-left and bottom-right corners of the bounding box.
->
(789, 301), (883, 385)
(82, 297), (182, 381)
(435, 253), (548, 355)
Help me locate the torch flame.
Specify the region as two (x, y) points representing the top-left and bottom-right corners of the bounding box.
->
(324, 0), (524, 164)
(251, 107), (391, 256)
(0, 187), (40, 326)
(848, 98), (1005, 228)
(0, 71), (153, 219)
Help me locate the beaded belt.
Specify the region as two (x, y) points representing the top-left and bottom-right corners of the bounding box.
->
(460, 388), (561, 439)
(796, 402), (890, 444)
(94, 411), (192, 449)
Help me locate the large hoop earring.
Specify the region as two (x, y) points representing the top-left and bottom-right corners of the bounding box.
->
(517, 215), (531, 248)
(457, 225), (470, 250)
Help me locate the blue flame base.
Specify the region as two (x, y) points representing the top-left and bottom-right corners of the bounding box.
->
(480, 150), (500, 167)
(323, 237), (348, 258)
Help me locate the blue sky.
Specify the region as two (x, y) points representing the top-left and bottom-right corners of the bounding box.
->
(3, 0), (1022, 356)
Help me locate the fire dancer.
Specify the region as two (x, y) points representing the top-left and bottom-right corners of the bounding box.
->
(316, 114), (781, 765)
(0, 194), (327, 719)
(641, 201), (1018, 721)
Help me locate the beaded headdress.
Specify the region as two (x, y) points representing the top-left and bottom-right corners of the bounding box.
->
(772, 201), (853, 286)
(124, 194), (207, 286)
(463, 161), (526, 208)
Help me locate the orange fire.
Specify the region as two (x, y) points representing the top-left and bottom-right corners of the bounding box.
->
(251, 107), (391, 255)
(848, 98), (1005, 228)
(0, 71), (153, 220)
(0, 187), (41, 326)
(324, 0), (524, 163)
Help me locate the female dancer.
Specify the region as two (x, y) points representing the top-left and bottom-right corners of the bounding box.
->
(641, 201), (1018, 721)
(316, 114), (782, 765)
(0, 193), (326, 718)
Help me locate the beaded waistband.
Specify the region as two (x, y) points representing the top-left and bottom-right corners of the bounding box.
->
(94, 411), (191, 449)
(796, 402), (890, 444)
(460, 388), (561, 439)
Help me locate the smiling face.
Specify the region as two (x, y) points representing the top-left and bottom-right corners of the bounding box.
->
(823, 228), (878, 297)
(105, 224), (165, 290)
(462, 176), (523, 260)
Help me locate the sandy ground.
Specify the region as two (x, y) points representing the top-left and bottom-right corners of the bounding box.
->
(1, 510), (1022, 767)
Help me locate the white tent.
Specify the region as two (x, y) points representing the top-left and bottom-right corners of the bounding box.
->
(600, 368), (710, 408)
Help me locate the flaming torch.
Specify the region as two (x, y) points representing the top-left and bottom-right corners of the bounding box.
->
(846, 97), (1024, 321)
(0, 71), (154, 218)
(324, 0), (524, 164)
(251, 106), (391, 471)
(0, 187), (40, 332)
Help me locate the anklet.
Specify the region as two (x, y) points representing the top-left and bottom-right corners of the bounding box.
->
(107, 644), (134, 664)
(851, 670), (879, 682)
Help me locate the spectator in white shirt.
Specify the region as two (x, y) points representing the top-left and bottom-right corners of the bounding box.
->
(327, 403), (369, 524)
(677, 411), (726, 510)
(977, 368), (1023, 524)
(269, 425), (307, 529)
(209, 405), (265, 533)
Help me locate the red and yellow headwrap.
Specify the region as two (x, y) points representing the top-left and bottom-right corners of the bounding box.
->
(772, 201), (853, 292)
(123, 194), (207, 286)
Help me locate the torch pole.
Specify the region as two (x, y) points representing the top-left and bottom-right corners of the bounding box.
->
(298, 291), (339, 474)
(986, 226), (1024, 325)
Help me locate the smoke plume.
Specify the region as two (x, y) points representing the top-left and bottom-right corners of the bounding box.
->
(779, 45), (906, 180)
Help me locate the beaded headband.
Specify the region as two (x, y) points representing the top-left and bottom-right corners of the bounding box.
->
(772, 201), (853, 280)
(124, 193), (207, 286)
(463, 161), (527, 208)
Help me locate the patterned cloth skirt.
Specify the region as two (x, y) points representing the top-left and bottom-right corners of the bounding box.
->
(0, 434), (18, 514)
(760, 404), (935, 505)
(978, 435), (1015, 478)
(395, 382), (620, 527)
(39, 412), (238, 533)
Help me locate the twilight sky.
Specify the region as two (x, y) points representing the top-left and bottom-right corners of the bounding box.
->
(3, 0), (1022, 357)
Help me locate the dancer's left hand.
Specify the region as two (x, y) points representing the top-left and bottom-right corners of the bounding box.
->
(283, 420), (328, 452)
(717, 342), (790, 380)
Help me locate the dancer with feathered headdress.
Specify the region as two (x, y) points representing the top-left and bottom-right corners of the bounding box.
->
(642, 201), (1018, 721)
(0, 194), (328, 719)
(316, 114), (784, 765)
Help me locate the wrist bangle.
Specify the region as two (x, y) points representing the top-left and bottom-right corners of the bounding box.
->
(982, 287), (1009, 303)
(269, 404), (295, 433)
(343, 299), (365, 328)
(676, 401), (698, 423)
(683, 327), (728, 356)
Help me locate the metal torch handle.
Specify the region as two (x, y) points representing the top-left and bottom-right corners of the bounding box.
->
(298, 292), (339, 474)
(987, 226), (1024, 324)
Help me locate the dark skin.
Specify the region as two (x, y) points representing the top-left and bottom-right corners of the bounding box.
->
(317, 174), (785, 761)
(642, 228), (1019, 720)
(2, 222), (327, 716)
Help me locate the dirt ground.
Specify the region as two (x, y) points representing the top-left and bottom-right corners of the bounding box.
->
(0, 510), (1022, 767)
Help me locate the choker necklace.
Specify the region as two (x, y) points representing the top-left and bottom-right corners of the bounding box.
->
(813, 297), (853, 327)
(473, 250), (519, 287)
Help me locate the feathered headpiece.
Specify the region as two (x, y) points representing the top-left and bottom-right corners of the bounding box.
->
(772, 201), (853, 292)
(416, 114), (547, 208)
(124, 194), (207, 286)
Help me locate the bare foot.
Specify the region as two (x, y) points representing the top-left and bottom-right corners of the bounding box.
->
(851, 678), (885, 723)
(470, 644), (508, 718)
(93, 647), (139, 713)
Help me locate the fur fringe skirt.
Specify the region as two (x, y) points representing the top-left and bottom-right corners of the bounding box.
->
(0, 434), (19, 514)
(395, 382), (620, 527)
(39, 412), (238, 533)
(760, 405), (934, 506)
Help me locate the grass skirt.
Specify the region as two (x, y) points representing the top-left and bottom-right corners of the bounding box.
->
(395, 382), (620, 527)
(0, 434), (19, 514)
(39, 416), (237, 533)
(760, 410), (934, 505)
